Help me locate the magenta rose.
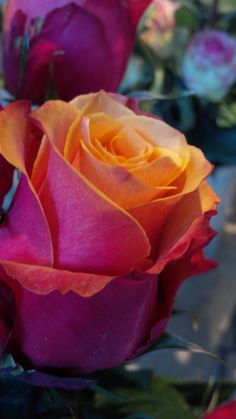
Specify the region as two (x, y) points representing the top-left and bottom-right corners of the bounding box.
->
(203, 401), (236, 419)
(3, 0), (152, 103)
(0, 92), (218, 374)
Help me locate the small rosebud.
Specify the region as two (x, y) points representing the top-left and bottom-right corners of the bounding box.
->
(182, 30), (236, 101)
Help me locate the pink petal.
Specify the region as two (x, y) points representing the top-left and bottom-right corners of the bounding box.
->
(38, 145), (151, 275)
(6, 271), (161, 372)
(0, 175), (53, 266)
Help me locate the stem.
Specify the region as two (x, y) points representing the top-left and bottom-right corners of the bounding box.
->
(209, 0), (220, 27)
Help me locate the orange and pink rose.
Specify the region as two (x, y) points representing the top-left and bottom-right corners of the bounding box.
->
(0, 91), (218, 373)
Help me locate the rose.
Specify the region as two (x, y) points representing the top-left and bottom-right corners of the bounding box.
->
(0, 91), (218, 373)
(140, 0), (180, 59)
(203, 401), (236, 418)
(3, 0), (152, 103)
(182, 30), (236, 102)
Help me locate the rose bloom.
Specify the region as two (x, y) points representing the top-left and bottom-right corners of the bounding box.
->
(203, 401), (236, 419)
(2, 0), (152, 103)
(140, 0), (180, 59)
(0, 91), (218, 373)
(182, 30), (236, 101)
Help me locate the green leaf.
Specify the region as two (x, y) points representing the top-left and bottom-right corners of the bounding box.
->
(0, 352), (27, 376)
(215, 102), (236, 128)
(95, 374), (198, 419)
(142, 332), (226, 365)
(175, 6), (199, 30)
(128, 90), (193, 101)
(91, 384), (125, 402)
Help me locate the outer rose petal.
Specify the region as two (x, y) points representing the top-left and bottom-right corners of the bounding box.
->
(130, 181), (218, 269)
(39, 4), (114, 101)
(0, 102), (53, 266)
(0, 261), (113, 297)
(5, 234), (214, 373)
(0, 101), (41, 175)
(70, 90), (134, 118)
(203, 401), (236, 419)
(134, 250), (216, 357)
(6, 272), (161, 372)
(0, 176), (53, 266)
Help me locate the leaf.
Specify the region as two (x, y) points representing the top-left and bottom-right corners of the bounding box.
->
(91, 384), (125, 402)
(175, 6), (199, 30)
(0, 353), (25, 375)
(0, 351), (96, 390)
(215, 102), (236, 128)
(142, 332), (226, 365)
(95, 374), (198, 419)
(128, 90), (193, 101)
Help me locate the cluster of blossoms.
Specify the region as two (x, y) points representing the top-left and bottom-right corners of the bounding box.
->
(0, 0), (219, 384)
(141, 0), (236, 101)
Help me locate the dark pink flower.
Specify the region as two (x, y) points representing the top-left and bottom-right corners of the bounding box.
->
(203, 401), (236, 419)
(3, 0), (152, 103)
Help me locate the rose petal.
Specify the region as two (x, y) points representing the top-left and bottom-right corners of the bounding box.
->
(128, 0), (153, 29)
(79, 141), (167, 209)
(70, 90), (134, 118)
(38, 145), (151, 275)
(40, 4), (115, 100)
(173, 145), (213, 195)
(16, 38), (59, 104)
(0, 102), (53, 266)
(7, 271), (161, 372)
(203, 401), (236, 419)
(32, 100), (79, 154)
(1, 260), (112, 297)
(0, 176), (53, 266)
(130, 181), (219, 267)
(136, 249), (217, 357)
(0, 101), (44, 178)
(119, 115), (189, 160)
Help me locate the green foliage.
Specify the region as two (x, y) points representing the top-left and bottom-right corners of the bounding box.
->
(215, 101), (236, 128)
(95, 375), (198, 419)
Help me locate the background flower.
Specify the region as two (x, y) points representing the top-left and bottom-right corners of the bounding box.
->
(0, 92), (218, 374)
(182, 30), (236, 101)
(203, 400), (236, 418)
(140, 0), (180, 59)
(3, 0), (152, 103)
